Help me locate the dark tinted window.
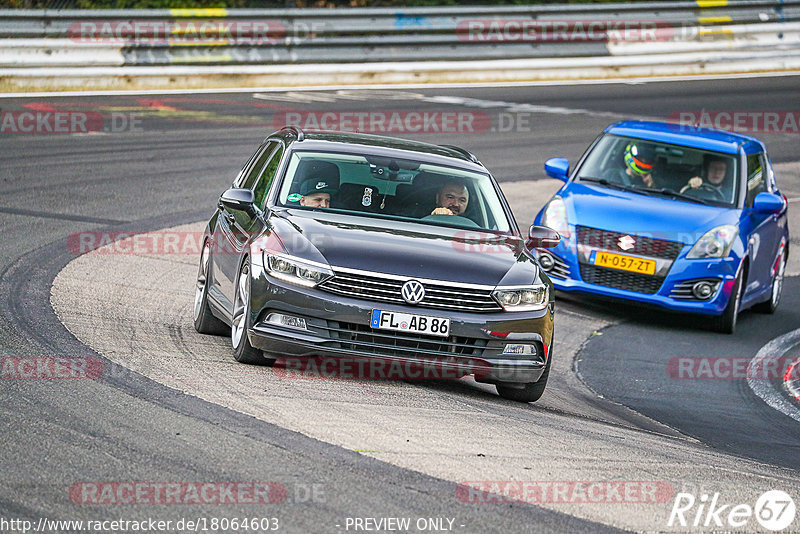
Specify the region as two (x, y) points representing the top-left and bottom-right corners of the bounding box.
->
(241, 142), (278, 191)
(745, 153), (768, 207)
(253, 145), (284, 208)
(234, 146), (262, 188)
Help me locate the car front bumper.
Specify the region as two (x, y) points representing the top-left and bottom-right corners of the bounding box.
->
(536, 246), (741, 315)
(246, 267), (554, 385)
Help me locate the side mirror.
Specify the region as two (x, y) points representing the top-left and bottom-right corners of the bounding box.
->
(544, 157), (569, 182)
(527, 225), (561, 249)
(753, 192), (784, 214)
(220, 188), (256, 214)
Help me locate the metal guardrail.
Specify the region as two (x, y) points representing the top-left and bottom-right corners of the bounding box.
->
(0, 1), (799, 68)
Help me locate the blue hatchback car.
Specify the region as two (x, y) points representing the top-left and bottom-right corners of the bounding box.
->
(533, 120), (789, 333)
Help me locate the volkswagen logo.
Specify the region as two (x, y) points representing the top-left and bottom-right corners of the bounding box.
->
(618, 235), (636, 251)
(401, 280), (425, 305)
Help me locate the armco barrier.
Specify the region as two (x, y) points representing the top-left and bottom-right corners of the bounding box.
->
(0, 1), (799, 90)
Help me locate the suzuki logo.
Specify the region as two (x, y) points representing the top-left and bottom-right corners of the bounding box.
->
(618, 235), (636, 251)
(401, 280), (425, 305)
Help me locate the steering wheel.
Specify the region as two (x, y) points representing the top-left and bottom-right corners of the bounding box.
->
(421, 214), (480, 228)
(680, 182), (726, 201)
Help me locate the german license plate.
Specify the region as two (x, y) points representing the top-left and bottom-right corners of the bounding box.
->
(370, 310), (450, 337)
(589, 250), (656, 275)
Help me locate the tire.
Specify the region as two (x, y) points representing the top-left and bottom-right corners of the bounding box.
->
(496, 354), (551, 403)
(712, 271), (743, 334)
(754, 249), (786, 314)
(193, 240), (229, 336)
(231, 261), (265, 365)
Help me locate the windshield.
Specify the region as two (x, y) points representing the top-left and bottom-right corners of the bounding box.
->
(576, 134), (739, 207)
(276, 150), (512, 232)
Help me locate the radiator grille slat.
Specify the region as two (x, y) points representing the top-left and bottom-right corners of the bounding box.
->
(319, 270), (503, 313)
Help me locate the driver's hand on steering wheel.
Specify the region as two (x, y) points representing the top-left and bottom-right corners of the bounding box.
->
(431, 206), (456, 216)
(680, 176), (703, 193)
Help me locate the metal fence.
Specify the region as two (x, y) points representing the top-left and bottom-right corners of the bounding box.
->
(1, 1), (799, 67)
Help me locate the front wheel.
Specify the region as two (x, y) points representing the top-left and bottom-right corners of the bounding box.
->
(231, 261), (265, 365)
(754, 249), (786, 314)
(712, 271), (743, 334)
(496, 356), (551, 403)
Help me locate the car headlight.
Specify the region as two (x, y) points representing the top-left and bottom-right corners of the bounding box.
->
(541, 196), (570, 238)
(265, 253), (333, 287)
(492, 285), (549, 312)
(686, 225), (739, 259)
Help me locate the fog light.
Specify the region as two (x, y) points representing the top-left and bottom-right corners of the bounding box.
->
(503, 344), (537, 355)
(502, 344), (545, 365)
(538, 252), (555, 271)
(266, 313), (307, 330)
(692, 281), (715, 300)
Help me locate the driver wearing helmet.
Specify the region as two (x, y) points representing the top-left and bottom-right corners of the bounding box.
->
(623, 142), (657, 188)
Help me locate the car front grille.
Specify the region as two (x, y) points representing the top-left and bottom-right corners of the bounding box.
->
(319, 321), (487, 358)
(318, 270), (503, 313)
(579, 264), (665, 294)
(576, 226), (684, 260)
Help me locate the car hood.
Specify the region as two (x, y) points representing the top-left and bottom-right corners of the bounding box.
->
(269, 210), (538, 286)
(562, 183), (740, 244)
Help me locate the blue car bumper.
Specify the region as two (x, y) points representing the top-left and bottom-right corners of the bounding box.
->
(536, 241), (741, 316)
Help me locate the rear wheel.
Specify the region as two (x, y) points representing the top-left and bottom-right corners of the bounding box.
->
(712, 271), (743, 334)
(231, 262), (265, 364)
(754, 249), (786, 314)
(496, 355), (551, 403)
(193, 240), (228, 335)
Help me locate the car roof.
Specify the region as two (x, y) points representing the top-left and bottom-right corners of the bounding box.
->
(605, 120), (764, 155)
(268, 129), (486, 172)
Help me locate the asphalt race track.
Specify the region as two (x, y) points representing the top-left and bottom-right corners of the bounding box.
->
(2, 76), (800, 533)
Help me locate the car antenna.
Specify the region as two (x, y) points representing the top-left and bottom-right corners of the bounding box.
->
(281, 125), (305, 141)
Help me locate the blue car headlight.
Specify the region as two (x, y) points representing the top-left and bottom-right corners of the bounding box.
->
(541, 196), (570, 238)
(686, 225), (739, 259)
(265, 253), (333, 287)
(492, 285), (549, 312)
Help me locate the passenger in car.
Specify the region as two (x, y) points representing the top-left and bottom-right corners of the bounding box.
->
(622, 142), (659, 188)
(430, 180), (470, 216)
(299, 178), (338, 208)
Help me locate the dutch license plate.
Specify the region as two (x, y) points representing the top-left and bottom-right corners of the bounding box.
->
(589, 250), (656, 275)
(370, 310), (450, 338)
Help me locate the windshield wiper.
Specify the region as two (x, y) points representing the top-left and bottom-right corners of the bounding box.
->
(638, 187), (709, 205)
(581, 177), (711, 205)
(579, 176), (639, 193)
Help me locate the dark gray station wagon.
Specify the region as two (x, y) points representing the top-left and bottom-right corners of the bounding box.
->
(194, 127), (559, 402)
